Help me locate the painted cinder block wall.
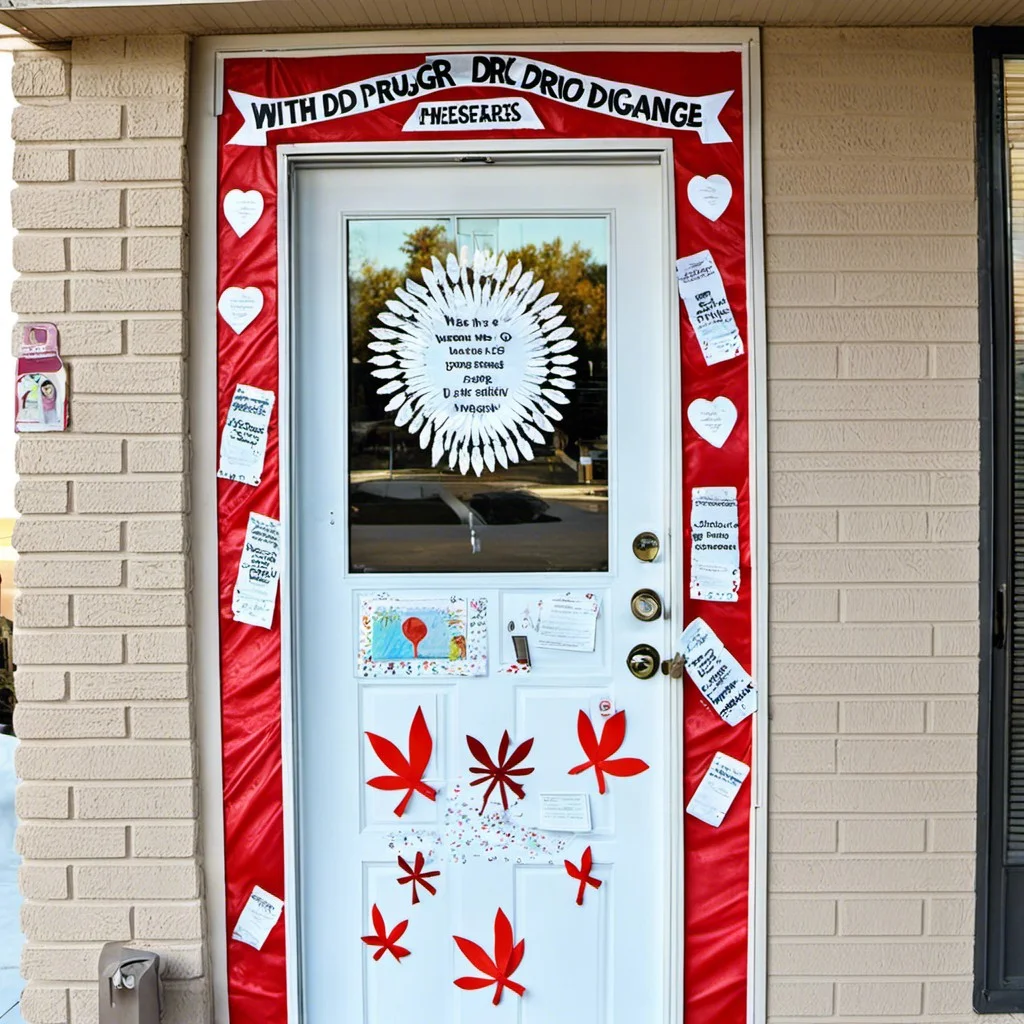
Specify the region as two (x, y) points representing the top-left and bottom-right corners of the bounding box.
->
(6, 24), (985, 1024)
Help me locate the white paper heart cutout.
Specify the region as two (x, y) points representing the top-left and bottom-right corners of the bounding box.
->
(223, 189), (265, 238)
(687, 175), (733, 222)
(687, 396), (738, 448)
(218, 287), (264, 335)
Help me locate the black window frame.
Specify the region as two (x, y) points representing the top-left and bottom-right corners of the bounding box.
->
(976, 25), (1024, 1013)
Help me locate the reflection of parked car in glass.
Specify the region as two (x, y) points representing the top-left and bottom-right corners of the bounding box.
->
(348, 481), (605, 573)
(468, 490), (560, 525)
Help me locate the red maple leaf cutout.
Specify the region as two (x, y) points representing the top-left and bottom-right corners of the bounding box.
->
(396, 851), (440, 905)
(466, 730), (535, 815)
(365, 706), (437, 817)
(568, 709), (649, 795)
(565, 845), (602, 906)
(454, 908), (526, 1005)
(361, 904), (410, 962)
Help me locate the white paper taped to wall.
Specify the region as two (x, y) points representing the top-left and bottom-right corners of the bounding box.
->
(686, 751), (749, 827)
(232, 885), (284, 949)
(218, 384), (275, 487)
(675, 249), (744, 365)
(690, 486), (740, 602)
(678, 617), (756, 726)
(231, 512), (281, 629)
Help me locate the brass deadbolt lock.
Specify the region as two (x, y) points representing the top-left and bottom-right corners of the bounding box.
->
(626, 643), (661, 679)
(631, 531), (660, 562)
(630, 589), (663, 621)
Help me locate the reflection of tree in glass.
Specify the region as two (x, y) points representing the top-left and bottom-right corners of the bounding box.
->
(349, 224), (455, 368)
(502, 239), (607, 449)
(502, 239), (607, 357)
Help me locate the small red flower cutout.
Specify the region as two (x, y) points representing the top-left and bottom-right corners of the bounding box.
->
(361, 904), (410, 963)
(396, 851), (440, 905)
(466, 730), (535, 815)
(564, 845), (602, 906)
(454, 908), (526, 1006)
(365, 705), (436, 817)
(568, 709), (649, 795)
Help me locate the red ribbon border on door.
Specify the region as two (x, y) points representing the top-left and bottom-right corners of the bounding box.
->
(216, 46), (755, 1024)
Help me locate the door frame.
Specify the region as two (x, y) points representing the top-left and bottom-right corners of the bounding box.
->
(189, 30), (768, 1024)
(280, 139), (682, 1024)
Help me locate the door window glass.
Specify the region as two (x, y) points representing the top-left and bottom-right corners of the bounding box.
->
(346, 216), (609, 573)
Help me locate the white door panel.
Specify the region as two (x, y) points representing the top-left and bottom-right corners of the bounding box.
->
(292, 155), (677, 1023)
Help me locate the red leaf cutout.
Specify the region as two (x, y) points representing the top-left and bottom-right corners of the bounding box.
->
(408, 705), (434, 778)
(466, 730), (535, 814)
(603, 756), (651, 778)
(396, 851), (440, 905)
(454, 935), (498, 977)
(361, 904), (411, 962)
(597, 706), (626, 755)
(565, 845), (602, 905)
(568, 710), (649, 795)
(365, 706), (436, 817)
(507, 938), (526, 977)
(455, 977), (495, 991)
(453, 908), (526, 1006)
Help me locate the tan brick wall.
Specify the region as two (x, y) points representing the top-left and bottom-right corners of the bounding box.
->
(10, 36), (208, 1024)
(764, 27), (983, 1023)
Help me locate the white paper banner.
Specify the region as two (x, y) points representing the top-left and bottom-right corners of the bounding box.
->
(403, 96), (544, 131)
(678, 617), (756, 726)
(218, 384), (275, 487)
(690, 486), (740, 602)
(227, 54), (732, 146)
(370, 249), (577, 476)
(686, 752), (749, 827)
(675, 250), (744, 365)
(231, 512), (281, 629)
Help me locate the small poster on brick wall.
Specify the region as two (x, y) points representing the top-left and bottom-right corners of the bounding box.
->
(15, 323), (67, 433)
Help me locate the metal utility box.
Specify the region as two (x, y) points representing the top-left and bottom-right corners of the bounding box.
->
(98, 942), (161, 1024)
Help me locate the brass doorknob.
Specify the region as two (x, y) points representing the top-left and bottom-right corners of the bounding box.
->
(630, 589), (662, 621)
(626, 643), (661, 679)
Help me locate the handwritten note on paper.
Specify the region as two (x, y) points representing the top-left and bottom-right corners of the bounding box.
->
(686, 752), (750, 827)
(690, 486), (740, 603)
(679, 617), (756, 726)
(232, 885), (284, 949)
(536, 592), (601, 652)
(538, 793), (592, 832)
(675, 249), (744, 365)
(218, 384), (275, 487)
(231, 512), (281, 629)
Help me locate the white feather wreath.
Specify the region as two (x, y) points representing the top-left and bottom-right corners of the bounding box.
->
(367, 249), (577, 476)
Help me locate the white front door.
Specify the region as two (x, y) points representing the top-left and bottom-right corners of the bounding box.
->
(291, 150), (679, 1023)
